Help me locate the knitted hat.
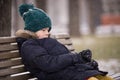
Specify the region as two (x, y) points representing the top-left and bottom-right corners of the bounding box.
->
(19, 4), (52, 32)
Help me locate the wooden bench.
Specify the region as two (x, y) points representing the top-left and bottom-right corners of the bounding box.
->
(0, 34), (75, 80)
(0, 34), (120, 80)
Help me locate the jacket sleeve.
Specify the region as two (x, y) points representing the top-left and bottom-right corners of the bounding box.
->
(21, 40), (79, 73)
(16, 37), (27, 53)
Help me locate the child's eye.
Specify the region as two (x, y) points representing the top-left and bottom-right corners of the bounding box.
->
(42, 28), (49, 31)
(42, 29), (46, 31)
(42, 30), (45, 31)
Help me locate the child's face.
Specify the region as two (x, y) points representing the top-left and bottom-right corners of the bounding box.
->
(35, 28), (50, 39)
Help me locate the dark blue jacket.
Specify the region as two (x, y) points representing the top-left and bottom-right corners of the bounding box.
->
(17, 38), (107, 80)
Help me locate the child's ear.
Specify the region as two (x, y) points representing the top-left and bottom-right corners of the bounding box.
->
(15, 29), (37, 39)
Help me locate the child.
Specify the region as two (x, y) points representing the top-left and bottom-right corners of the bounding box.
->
(16, 4), (113, 80)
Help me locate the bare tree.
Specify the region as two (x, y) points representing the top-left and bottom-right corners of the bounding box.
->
(68, 0), (80, 37)
(0, 0), (11, 36)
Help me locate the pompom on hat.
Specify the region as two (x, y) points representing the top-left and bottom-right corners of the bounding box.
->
(19, 4), (52, 32)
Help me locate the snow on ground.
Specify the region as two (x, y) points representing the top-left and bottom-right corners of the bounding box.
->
(97, 59), (120, 75)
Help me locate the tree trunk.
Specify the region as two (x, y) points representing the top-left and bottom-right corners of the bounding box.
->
(0, 0), (11, 37)
(11, 0), (19, 36)
(68, 0), (80, 37)
(36, 0), (47, 11)
(87, 0), (103, 34)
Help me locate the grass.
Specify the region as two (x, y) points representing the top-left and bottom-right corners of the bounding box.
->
(71, 35), (120, 59)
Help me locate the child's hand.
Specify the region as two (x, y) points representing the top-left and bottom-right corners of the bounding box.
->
(79, 49), (92, 62)
(86, 60), (99, 70)
(91, 60), (98, 69)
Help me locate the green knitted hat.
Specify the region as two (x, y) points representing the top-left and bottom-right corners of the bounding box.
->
(19, 4), (52, 32)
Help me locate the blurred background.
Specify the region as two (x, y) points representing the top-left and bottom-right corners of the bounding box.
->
(0, 0), (120, 75)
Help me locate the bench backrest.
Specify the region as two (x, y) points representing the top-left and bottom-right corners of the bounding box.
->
(0, 34), (75, 80)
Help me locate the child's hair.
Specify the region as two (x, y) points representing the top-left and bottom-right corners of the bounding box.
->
(19, 4), (52, 32)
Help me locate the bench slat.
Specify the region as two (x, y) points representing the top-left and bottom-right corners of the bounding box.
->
(51, 34), (70, 39)
(0, 44), (18, 51)
(57, 38), (72, 45)
(65, 45), (75, 51)
(0, 59), (22, 68)
(0, 51), (19, 59)
(0, 37), (16, 44)
(0, 74), (31, 80)
(11, 74), (32, 80)
(0, 67), (26, 76)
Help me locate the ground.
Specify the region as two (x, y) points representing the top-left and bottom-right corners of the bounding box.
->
(71, 35), (120, 74)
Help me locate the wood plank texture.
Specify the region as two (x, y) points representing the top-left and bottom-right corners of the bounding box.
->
(0, 74), (31, 80)
(0, 37), (16, 44)
(0, 67), (25, 76)
(0, 59), (22, 68)
(0, 51), (19, 59)
(0, 44), (18, 51)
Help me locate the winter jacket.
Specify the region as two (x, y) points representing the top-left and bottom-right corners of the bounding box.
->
(17, 37), (107, 80)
